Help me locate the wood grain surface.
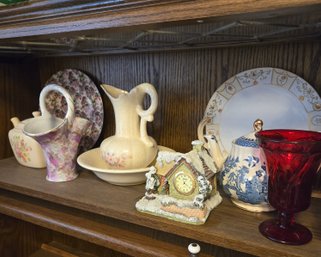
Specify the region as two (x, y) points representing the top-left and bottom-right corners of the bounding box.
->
(0, 213), (133, 257)
(1, 41), (321, 188)
(0, 2), (321, 257)
(0, 58), (40, 158)
(0, 213), (52, 257)
(0, 157), (319, 257)
(37, 41), (321, 189)
(0, 0), (189, 25)
(0, 187), (247, 257)
(37, 42), (321, 150)
(50, 234), (132, 257)
(1, 0), (321, 39)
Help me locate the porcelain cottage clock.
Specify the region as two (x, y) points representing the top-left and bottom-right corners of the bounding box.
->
(173, 170), (196, 196)
(136, 141), (222, 224)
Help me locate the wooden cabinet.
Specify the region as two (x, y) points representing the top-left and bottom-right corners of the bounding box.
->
(0, 1), (321, 256)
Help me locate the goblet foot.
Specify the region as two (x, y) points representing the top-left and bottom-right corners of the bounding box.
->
(259, 219), (312, 245)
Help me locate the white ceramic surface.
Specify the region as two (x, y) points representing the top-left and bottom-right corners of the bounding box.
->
(8, 112), (46, 168)
(100, 83), (158, 169)
(77, 146), (174, 186)
(198, 119), (273, 212)
(204, 67), (321, 152)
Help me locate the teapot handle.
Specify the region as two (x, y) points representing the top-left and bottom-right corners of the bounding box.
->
(136, 83), (158, 147)
(197, 117), (211, 148)
(39, 84), (75, 125)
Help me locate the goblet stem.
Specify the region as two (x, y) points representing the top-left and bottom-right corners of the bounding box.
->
(278, 211), (294, 229)
(259, 211), (312, 245)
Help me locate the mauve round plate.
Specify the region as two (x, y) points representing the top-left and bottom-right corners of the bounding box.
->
(45, 69), (104, 153)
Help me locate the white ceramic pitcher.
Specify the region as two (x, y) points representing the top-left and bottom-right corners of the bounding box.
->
(100, 83), (158, 169)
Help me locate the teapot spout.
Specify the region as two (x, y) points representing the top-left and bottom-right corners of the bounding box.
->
(10, 117), (21, 128)
(197, 117), (227, 171)
(32, 111), (41, 117)
(204, 134), (228, 171)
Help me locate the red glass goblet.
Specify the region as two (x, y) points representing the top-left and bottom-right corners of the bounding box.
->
(256, 129), (321, 245)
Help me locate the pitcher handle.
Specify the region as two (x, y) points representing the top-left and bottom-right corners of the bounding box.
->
(136, 83), (158, 147)
(39, 84), (75, 125)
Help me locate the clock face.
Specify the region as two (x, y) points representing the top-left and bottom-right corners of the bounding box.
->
(174, 171), (196, 195)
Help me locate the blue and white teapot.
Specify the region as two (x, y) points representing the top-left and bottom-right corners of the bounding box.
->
(198, 119), (274, 212)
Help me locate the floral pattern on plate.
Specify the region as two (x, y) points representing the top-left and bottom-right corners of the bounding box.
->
(203, 67), (321, 152)
(45, 69), (104, 153)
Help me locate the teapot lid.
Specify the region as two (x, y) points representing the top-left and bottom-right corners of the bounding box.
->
(234, 119), (263, 148)
(10, 112), (41, 130)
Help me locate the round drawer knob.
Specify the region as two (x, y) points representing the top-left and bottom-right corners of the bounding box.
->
(188, 243), (201, 256)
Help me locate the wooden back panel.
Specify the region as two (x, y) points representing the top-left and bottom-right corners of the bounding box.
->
(37, 42), (321, 148)
(1, 41), (320, 189)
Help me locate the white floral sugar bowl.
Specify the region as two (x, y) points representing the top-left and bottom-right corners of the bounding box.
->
(198, 119), (274, 212)
(8, 112), (46, 168)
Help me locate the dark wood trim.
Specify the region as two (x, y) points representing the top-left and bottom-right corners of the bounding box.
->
(0, 2), (321, 256)
(0, 0), (191, 25)
(0, 189), (202, 257)
(1, 0), (321, 40)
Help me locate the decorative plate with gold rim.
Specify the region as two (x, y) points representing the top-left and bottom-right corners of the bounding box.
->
(204, 67), (321, 152)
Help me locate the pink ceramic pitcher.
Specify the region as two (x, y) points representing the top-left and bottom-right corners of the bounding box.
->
(23, 84), (90, 182)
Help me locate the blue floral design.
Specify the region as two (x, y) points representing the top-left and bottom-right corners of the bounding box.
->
(245, 156), (259, 168)
(221, 155), (268, 204)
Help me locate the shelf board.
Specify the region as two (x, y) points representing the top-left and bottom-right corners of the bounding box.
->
(0, 157), (320, 257)
(0, 189), (198, 257)
(1, 0), (321, 57)
(1, 0), (321, 40)
(29, 241), (93, 257)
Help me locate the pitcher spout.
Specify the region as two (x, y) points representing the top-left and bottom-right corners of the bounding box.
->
(67, 117), (91, 156)
(68, 117), (90, 140)
(100, 84), (128, 101)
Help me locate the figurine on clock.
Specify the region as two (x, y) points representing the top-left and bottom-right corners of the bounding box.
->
(145, 167), (160, 199)
(136, 140), (222, 224)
